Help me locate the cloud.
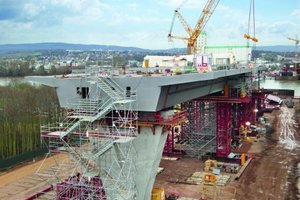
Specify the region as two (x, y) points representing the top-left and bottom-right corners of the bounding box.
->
(127, 3), (138, 8)
(291, 9), (300, 19)
(159, 0), (206, 9)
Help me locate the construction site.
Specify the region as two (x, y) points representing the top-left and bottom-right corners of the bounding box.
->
(1, 0), (300, 200)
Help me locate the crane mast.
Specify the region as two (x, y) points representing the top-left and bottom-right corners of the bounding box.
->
(168, 0), (220, 55)
(287, 36), (299, 73)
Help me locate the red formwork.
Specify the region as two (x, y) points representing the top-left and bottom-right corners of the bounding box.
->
(164, 129), (174, 154)
(216, 103), (231, 157)
(56, 174), (106, 200)
(252, 90), (266, 119)
(235, 99), (256, 129)
(137, 111), (188, 155)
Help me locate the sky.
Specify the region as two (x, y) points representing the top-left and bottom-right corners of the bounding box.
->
(0, 0), (299, 49)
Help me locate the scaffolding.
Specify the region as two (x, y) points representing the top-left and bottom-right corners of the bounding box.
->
(180, 100), (216, 158)
(36, 75), (138, 199)
(181, 93), (258, 158)
(216, 103), (231, 157)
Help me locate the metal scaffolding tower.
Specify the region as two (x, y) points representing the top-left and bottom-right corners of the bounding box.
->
(36, 75), (138, 199)
(216, 103), (231, 157)
(181, 100), (216, 158)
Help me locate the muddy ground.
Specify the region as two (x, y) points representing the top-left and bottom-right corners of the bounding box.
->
(233, 107), (300, 200)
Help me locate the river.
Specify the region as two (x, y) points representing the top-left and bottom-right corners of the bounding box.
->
(260, 79), (300, 96)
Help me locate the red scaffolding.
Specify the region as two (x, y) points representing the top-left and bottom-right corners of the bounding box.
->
(56, 174), (106, 200)
(216, 103), (231, 157)
(138, 110), (188, 155)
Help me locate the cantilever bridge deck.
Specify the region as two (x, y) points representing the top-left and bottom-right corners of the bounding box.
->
(27, 66), (265, 112)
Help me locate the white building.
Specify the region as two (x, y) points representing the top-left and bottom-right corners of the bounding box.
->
(143, 55), (195, 68)
(205, 45), (251, 65)
(197, 32), (251, 65)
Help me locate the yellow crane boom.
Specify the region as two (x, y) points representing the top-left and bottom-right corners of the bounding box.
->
(168, 0), (220, 55)
(287, 36), (299, 70)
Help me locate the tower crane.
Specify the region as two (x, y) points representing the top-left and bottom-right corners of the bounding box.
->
(287, 36), (299, 73)
(168, 0), (220, 55)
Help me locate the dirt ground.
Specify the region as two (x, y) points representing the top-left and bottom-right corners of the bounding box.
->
(233, 107), (300, 200)
(0, 154), (66, 200)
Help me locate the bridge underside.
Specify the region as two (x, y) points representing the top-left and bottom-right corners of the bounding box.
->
(162, 91), (265, 159)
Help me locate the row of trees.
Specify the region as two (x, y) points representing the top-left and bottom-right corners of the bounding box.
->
(0, 82), (60, 160)
(0, 60), (71, 77)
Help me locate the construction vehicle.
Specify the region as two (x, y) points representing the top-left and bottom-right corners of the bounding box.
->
(168, 0), (220, 55)
(287, 36), (300, 74)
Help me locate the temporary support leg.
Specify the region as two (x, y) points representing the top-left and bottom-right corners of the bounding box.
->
(236, 101), (255, 128)
(216, 103), (231, 157)
(163, 129), (174, 154)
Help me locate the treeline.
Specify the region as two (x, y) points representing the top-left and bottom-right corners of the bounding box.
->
(0, 82), (60, 160)
(0, 59), (71, 77)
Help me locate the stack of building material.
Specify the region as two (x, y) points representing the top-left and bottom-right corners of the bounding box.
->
(178, 198), (198, 200)
(186, 172), (230, 186)
(157, 167), (164, 175)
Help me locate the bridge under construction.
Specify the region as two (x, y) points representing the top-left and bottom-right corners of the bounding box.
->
(24, 64), (266, 200)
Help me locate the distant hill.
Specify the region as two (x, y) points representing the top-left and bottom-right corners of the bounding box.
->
(0, 42), (152, 52)
(0, 42), (295, 53)
(255, 45), (295, 52)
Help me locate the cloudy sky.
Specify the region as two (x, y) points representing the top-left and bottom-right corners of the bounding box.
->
(0, 0), (299, 49)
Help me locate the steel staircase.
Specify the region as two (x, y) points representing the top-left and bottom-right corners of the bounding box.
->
(97, 76), (125, 100)
(39, 75), (138, 198)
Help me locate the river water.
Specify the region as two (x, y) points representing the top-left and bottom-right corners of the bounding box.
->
(260, 79), (300, 96)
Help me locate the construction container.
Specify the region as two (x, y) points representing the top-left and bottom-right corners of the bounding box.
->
(152, 187), (166, 200)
